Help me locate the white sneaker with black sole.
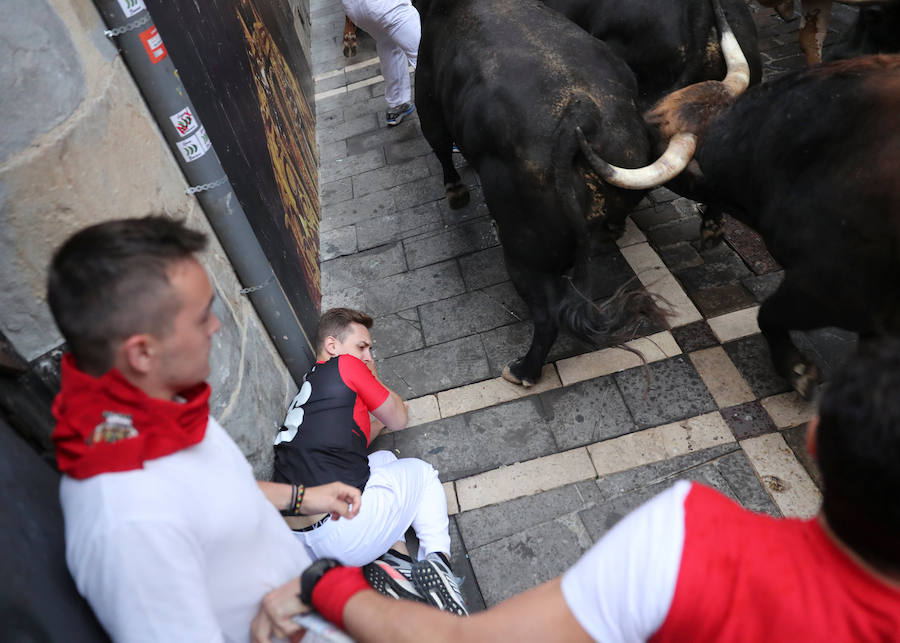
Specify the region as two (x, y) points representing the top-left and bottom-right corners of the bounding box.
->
(410, 552), (469, 616)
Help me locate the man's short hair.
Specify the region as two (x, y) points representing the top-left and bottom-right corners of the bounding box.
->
(47, 216), (207, 375)
(316, 308), (373, 353)
(817, 339), (900, 574)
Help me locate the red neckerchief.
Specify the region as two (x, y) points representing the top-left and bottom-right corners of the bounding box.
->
(51, 353), (210, 479)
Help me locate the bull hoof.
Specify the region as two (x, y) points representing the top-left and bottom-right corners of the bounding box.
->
(446, 182), (470, 209)
(790, 362), (820, 400)
(502, 364), (535, 388)
(342, 38), (357, 58)
(700, 218), (725, 250)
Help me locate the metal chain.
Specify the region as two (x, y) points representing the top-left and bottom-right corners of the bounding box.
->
(239, 275), (276, 295)
(185, 176), (229, 195)
(104, 13), (150, 37)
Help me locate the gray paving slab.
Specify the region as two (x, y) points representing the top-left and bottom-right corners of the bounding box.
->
(539, 376), (638, 450)
(390, 398), (558, 481)
(371, 309), (425, 360)
(321, 241), (407, 294)
(389, 174), (447, 211)
(320, 225), (357, 261)
(613, 356), (718, 429)
(458, 246), (509, 290)
(355, 201), (444, 251)
(723, 334), (792, 398)
(671, 320), (719, 353)
(352, 157), (433, 198)
(317, 112), (380, 146)
(378, 334), (489, 398)
(742, 270), (784, 303)
(321, 189), (396, 231)
(720, 400), (778, 440)
(404, 218), (499, 270)
(319, 139), (348, 165)
(346, 116), (423, 155)
(440, 186), (491, 225)
(448, 517), (486, 613)
(468, 513), (592, 606)
(314, 84), (376, 113)
(320, 177), (353, 207)
(364, 259), (466, 317)
(319, 147), (385, 184)
(659, 242), (704, 272)
(419, 287), (524, 346)
(480, 321), (594, 379)
(714, 450), (780, 516)
(675, 250), (754, 291)
(384, 135), (434, 165)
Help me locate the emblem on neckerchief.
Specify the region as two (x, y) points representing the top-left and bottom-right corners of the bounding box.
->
(88, 411), (139, 445)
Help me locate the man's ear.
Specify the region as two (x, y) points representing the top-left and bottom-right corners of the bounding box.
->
(118, 334), (156, 376)
(323, 335), (339, 357)
(806, 415), (819, 460)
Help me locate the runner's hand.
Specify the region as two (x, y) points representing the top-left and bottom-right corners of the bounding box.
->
(251, 577), (306, 642)
(303, 481), (361, 520)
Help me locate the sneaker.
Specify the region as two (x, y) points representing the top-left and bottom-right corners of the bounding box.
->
(378, 549), (414, 583)
(410, 553), (468, 616)
(386, 103), (415, 126)
(363, 560), (426, 603)
(451, 143), (461, 154)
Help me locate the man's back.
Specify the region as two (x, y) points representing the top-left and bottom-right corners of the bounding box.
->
(563, 482), (900, 641)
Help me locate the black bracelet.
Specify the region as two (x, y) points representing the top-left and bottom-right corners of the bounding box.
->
(299, 558), (342, 605)
(280, 483), (298, 516)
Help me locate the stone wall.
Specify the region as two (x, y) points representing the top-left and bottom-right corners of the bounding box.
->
(0, 0), (299, 478)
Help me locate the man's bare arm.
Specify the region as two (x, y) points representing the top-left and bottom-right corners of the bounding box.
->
(257, 481), (362, 519)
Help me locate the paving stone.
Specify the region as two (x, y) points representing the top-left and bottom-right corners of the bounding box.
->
(721, 400), (778, 440)
(714, 450), (780, 516)
(352, 158), (432, 197)
(456, 483), (592, 549)
(315, 85), (376, 114)
(317, 112), (379, 145)
(782, 424), (823, 490)
(391, 398), (557, 481)
(365, 259), (466, 317)
(689, 346), (755, 408)
(613, 356), (717, 429)
(583, 246), (639, 300)
(590, 442), (734, 500)
(379, 334), (490, 398)
(707, 306), (760, 343)
(644, 216), (702, 247)
(722, 215), (780, 275)
(320, 177), (353, 206)
(742, 270), (784, 303)
(690, 283), (757, 318)
(723, 334), (792, 398)
(440, 186), (491, 225)
(390, 174), (447, 210)
(321, 242), (407, 293)
(675, 251), (753, 292)
(671, 320), (720, 353)
(371, 310), (424, 359)
(630, 203), (682, 230)
(404, 218), (498, 270)
(355, 201), (444, 250)
(319, 147), (385, 184)
(539, 377), (637, 450)
(384, 135), (434, 165)
(342, 95), (393, 122)
(740, 432), (822, 518)
(320, 225), (357, 261)
(319, 139), (348, 165)
(793, 327), (857, 382)
(419, 288), (524, 346)
(448, 516), (486, 613)
(481, 321), (594, 378)
(647, 187), (680, 204)
(459, 246), (509, 290)
(321, 188), (396, 231)
(346, 116), (422, 155)
(658, 242), (704, 272)
(469, 514), (591, 606)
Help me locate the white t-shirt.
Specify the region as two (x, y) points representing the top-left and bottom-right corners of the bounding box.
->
(561, 481), (689, 642)
(60, 418), (312, 642)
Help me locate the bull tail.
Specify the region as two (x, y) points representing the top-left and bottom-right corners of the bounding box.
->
(551, 109), (671, 352)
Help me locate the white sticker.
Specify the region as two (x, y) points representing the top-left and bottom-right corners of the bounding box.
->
(169, 107), (198, 138)
(196, 126), (212, 152)
(116, 0), (146, 18)
(176, 133), (209, 163)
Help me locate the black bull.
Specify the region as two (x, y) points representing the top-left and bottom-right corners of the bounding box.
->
(646, 55), (900, 397)
(414, 0), (755, 386)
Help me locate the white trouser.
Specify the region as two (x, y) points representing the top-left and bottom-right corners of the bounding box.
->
(342, 0), (420, 108)
(300, 451), (450, 566)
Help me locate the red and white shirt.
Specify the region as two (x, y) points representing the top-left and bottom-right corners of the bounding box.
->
(562, 481), (900, 642)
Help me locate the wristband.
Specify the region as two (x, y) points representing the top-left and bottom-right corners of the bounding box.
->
(309, 566), (370, 630)
(300, 558), (342, 605)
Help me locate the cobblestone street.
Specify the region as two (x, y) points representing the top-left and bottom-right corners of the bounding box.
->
(310, 0), (859, 611)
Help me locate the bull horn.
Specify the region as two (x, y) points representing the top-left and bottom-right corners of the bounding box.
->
(577, 128), (697, 190)
(712, 0), (751, 96)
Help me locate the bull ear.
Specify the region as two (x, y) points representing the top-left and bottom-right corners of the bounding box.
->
(576, 128), (697, 190)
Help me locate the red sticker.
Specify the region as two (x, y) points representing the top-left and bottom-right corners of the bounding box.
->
(138, 26), (168, 64)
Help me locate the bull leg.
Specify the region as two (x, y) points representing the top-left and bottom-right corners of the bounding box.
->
(698, 203), (725, 249)
(415, 83), (468, 208)
(343, 16), (358, 58)
(757, 274), (825, 399)
(798, 0), (832, 65)
(502, 265), (564, 387)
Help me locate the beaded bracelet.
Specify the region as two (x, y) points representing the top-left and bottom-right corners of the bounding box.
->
(280, 483), (299, 516)
(292, 484), (305, 515)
